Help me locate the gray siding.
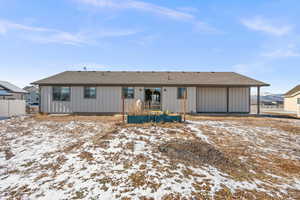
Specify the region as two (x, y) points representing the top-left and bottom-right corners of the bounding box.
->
(162, 87), (196, 113)
(197, 87), (227, 112)
(229, 88), (250, 112)
(41, 86), (122, 113)
(41, 85), (250, 114)
(196, 87), (250, 113)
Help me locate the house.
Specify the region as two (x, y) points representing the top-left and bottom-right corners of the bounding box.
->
(0, 81), (27, 117)
(23, 86), (40, 105)
(32, 71), (269, 114)
(0, 81), (28, 100)
(284, 85), (300, 112)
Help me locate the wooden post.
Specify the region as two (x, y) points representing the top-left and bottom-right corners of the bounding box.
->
(257, 86), (260, 115)
(122, 94), (125, 123)
(183, 88), (187, 122)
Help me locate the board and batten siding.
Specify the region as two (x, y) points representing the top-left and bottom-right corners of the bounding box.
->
(197, 87), (227, 112)
(196, 87), (250, 113)
(228, 88), (250, 112)
(40, 86), (72, 113)
(162, 87), (196, 113)
(40, 86), (123, 113)
(41, 85), (250, 114)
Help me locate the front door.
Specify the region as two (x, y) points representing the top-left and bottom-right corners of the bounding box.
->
(144, 88), (161, 110)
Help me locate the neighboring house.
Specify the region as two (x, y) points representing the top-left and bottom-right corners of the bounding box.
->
(0, 81), (28, 100)
(0, 81), (27, 117)
(32, 71), (269, 114)
(284, 85), (300, 112)
(24, 86), (40, 105)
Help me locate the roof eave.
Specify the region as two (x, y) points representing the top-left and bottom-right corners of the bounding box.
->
(33, 83), (270, 87)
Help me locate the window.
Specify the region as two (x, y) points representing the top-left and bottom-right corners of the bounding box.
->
(298, 98), (300, 105)
(53, 86), (70, 101)
(84, 87), (97, 99)
(122, 87), (134, 99)
(177, 87), (187, 99)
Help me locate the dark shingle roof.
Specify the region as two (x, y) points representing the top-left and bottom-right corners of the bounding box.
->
(32, 71), (269, 87)
(285, 85), (300, 97)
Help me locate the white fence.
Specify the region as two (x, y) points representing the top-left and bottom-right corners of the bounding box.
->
(0, 100), (26, 117)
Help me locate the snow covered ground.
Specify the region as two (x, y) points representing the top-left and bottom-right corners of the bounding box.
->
(0, 116), (299, 199)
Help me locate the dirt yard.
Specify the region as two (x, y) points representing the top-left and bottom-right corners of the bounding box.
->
(0, 115), (299, 199)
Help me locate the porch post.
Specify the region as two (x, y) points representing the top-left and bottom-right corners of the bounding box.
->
(257, 86), (261, 115)
(122, 94), (125, 123)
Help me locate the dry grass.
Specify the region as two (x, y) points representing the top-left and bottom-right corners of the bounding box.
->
(78, 151), (94, 161)
(34, 113), (122, 123)
(4, 148), (14, 160)
(158, 140), (237, 169)
(1, 115), (300, 199)
(275, 158), (300, 174)
(187, 115), (300, 134)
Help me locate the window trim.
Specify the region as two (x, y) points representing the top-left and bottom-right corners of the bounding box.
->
(122, 87), (135, 99)
(52, 86), (71, 102)
(84, 86), (97, 99)
(177, 87), (187, 99)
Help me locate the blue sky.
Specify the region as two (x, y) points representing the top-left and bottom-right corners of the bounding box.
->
(0, 0), (299, 93)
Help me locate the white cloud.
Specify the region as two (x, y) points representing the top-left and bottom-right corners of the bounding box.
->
(231, 62), (272, 75)
(232, 64), (252, 74)
(241, 16), (292, 36)
(77, 0), (194, 21)
(261, 49), (300, 58)
(0, 19), (139, 45)
(135, 34), (160, 46)
(0, 19), (88, 45)
(75, 0), (217, 32)
(28, 32), (88, 46)
(0, 19), (53, 35)
(176, 7), (199, 13)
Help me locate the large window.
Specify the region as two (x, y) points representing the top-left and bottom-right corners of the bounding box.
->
(177, 87), (187, 99)
(84, 87), (97, 99)
(53, 86), (70, 101)
(122, 87), (134, 99)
